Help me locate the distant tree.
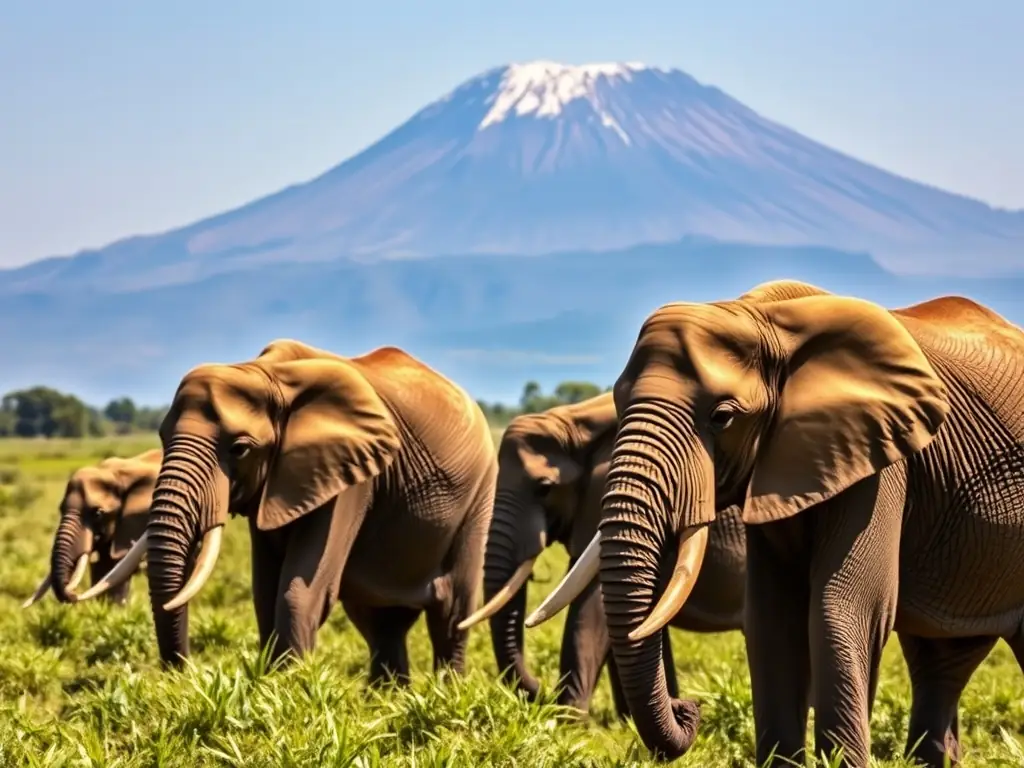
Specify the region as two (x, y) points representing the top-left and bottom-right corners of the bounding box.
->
(104, 397), (138, 434)
(104, 397), (137, 425)
(133, 405), (168, 432)
(518, 381), (544, 413)
(515, 379), (605, 415)
(552, 381), (602, 405)
(0, 386), (104, 438)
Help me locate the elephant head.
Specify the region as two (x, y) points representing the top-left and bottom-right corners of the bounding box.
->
(24, 448), (161, 607)
(530, 280), (949, 759)
(457, 392), (618, 697)
(118, 339), (401, 666)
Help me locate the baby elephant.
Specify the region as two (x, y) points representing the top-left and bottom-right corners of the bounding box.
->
(461, 393), (746, 716)
(85, 339), (498, 683)
(24, 448), (161, 607)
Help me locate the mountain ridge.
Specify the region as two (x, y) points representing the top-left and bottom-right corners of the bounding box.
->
(4, 237), (1023, 407)
(2, 59), (1022, 295)
(2, 60), (1022, 405)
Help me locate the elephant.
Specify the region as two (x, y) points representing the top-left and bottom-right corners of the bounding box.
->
(459, 392), (746, 719)
(531, 278), (1024, 767)
(23, 448), (161, 608)
(83, 339), (498, 684)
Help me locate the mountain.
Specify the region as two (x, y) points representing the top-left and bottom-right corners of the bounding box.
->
(3, 60), (1022, 299)
(3, 238), (1024, 406)
(1, 60), (1022, 404)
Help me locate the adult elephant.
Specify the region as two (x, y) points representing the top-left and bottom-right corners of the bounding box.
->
(23, 448), (161, 607)
(92, 340), (497, 682)
(459, 392), (745, 717)
(536, 279), (1024, 767)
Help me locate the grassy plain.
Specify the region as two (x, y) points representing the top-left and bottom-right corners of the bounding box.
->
(1, 432), (1024, 766)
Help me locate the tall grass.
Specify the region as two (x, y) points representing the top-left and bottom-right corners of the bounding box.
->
(1, 435), (1023, 765)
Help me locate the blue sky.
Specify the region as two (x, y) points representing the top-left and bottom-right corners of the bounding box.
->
(1, 0), (1021, 267)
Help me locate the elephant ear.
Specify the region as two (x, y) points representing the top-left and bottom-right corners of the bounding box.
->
(79, 469), (119, 518)
(257, 358), (401, 531)
(521, 441), (585, 487)
(526, 393), (619, 487)
(111, 463), (158, 558)
(744, 295), (949, 524)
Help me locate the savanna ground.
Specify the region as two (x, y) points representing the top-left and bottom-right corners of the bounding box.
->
(2, 433), (1024, 767)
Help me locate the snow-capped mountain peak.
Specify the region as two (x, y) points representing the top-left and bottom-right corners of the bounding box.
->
(479, 60), (649, 132)
(7, 57), (1021, 304)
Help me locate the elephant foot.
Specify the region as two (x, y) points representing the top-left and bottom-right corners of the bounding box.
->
(555, 690), (592, 720)
(941, 729), (963, 767)
(650, 699), (701, 762)
(498, 670), (540, 702)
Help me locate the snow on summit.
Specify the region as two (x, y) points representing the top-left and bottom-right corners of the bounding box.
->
(12, 56), (1020, 300)
(478, 60), (648, 141)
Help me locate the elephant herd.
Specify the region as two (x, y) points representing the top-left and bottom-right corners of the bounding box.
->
(22, 279), (1024, 768)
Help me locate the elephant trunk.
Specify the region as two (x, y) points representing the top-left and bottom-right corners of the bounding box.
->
(483, 491), (545, 698)
(50, 510), (93, 603)
(147, 433), (227, 666)
(598, 399), (714, 761)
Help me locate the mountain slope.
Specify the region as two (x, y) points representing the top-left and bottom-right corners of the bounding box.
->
(4, 237), (1024, 407)
(3, 60), (1022, 296)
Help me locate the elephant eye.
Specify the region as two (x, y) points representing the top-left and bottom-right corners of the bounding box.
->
(229, 440), (252, 460)
(709, 404), (737, 432)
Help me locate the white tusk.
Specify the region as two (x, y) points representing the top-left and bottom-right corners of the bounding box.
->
(61, 526), (95, 601)
(457, 558), (536, 631)
(65, 553), (91, 595)
(627, 525), (709, 642)
(162, 525), (223, 611)
(524, 532), (601, 628)
(76, 532), (149, 602)
(22, 573), (53, 608)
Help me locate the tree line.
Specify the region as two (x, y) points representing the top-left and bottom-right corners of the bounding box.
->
(476, 380), (611, 426)
(0, 380), (609, 438)
(0, 387), (168, 438)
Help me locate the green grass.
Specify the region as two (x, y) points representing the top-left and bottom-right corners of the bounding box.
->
(2, 435), (1024, 766)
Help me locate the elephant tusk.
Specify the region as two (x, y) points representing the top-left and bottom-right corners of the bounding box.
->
(22, 573), (53, 608)
(457, 558), (537, 631)
(66, 554), (90, 596)
(524, 531), (601, 628)
(627, 524), (709, 642)
(76, 532), (149, 602)
(61, 527), (95, 602)
(162, 525), (223, 611)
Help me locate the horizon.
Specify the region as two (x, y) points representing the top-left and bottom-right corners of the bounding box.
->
(2, 1), (1022, 268)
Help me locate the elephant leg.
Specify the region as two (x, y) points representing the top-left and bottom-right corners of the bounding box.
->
(426, 487), (493, 675)
(366, 605), (422, 685)
(272, 502), (350, 662)
(899, 633), (996, 768)
(556, 576), (609, 715)
(745, 522), (812, 767)
(248, 519), (284, 652)
(339, 598), (378, 692)
(607, 654), (630, 721)
(91, 549), (131, 605)
(342, 598), (421, 686)
(808, 469), (905, 768)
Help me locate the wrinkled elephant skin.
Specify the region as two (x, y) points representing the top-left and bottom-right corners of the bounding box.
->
(27, 448), (161, 609)
(144, 339), (497, 686)
(474, 392), (746, 719)
(597, 279), (1024, 767)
